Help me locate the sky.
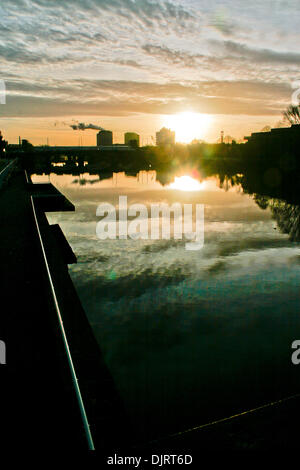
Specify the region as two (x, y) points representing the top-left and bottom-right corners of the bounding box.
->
(0, 0), (300, 145)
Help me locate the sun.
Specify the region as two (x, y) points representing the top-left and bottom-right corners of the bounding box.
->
(162, 112), (212, 143)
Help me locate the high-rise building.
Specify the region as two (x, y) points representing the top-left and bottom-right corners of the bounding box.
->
(97, 130), (113, 146)
(124, 132), (140, 148)
(156, 127), (175, 146)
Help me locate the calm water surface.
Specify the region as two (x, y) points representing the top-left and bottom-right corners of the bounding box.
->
(32, 169), (300, 442)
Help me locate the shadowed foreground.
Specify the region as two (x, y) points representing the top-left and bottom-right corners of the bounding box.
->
(0, 167), (128, 453)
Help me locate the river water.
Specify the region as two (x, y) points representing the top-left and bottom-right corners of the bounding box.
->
(32, 168), (300, 443)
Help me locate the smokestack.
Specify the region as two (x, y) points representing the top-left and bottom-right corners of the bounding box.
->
(70, 122), (106, 131)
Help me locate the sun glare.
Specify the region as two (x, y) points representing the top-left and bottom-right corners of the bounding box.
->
(162, 112), (212, 143)
(168, 175), (205, 191)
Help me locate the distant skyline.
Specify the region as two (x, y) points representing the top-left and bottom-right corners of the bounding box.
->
(1, 0), (300, 144)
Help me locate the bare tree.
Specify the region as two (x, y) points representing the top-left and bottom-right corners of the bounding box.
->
(283, 105), (300, 125)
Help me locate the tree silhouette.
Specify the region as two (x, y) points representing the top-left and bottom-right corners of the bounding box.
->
(270, 200), (300, 241)
(253, 195), (300, 241)
(260, 126), (271, 132)
(216, 134), (236, 144)
(283, 105), (300, 125)
(0, 131), (7, 156)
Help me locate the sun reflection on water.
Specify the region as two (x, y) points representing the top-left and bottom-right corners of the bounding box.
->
(168, 175), (206, 191)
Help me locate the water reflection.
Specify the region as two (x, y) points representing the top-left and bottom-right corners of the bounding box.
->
(268, 200), (300, 241)
(168, 175), (206, 191)
(37, 164), (300, 242)
(72, 176), (100, 186)
(31, 161), (300, 444)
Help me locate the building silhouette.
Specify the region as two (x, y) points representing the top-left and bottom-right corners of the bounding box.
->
(244, 124), (300, 157)
(124, 132), (140, 148)
(97, 130), (113, 146)
(156, 127), (175, 146)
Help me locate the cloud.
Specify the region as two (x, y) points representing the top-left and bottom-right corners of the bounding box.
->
(218, 40), (300, 65)
(209, 9), (238, 36)
(0, 0), (299, 124)
(1, 0), (195, 35)
(0, 43), (88, 65)
(142, 44), (203, 67)
(108, 59), (143, 69)
(2, 77), (290, 117)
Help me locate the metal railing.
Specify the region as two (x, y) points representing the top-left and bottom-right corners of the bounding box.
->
(30, 194), (95, 451)
(24, 169), (30, 184)
(0, 159), (16, 189)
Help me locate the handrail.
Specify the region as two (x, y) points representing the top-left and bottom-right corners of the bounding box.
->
(30, 194), (95, 451)
(145, 391), (300, 448)
(0, 159), (14, 177)
(0, 159), (16, 188)
(24, 169), (30, 184)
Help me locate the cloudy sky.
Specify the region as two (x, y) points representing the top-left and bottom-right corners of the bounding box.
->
(1, 0), (300, 144)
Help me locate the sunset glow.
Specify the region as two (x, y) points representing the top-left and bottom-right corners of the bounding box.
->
(0, 1), (293, 144)
(162, 112), (213, 143)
